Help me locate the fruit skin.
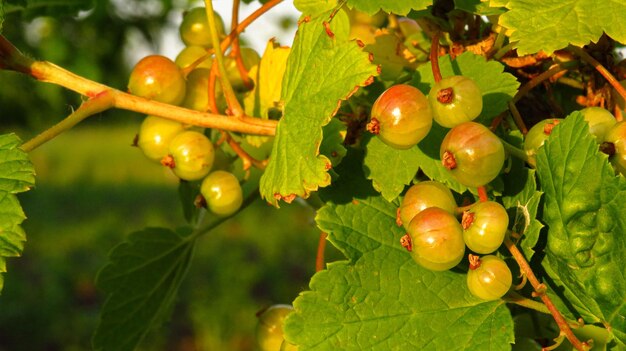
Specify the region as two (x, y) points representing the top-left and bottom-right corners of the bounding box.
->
(137, 116), (185, 162)
(369, 84), (433, 149)
(398, 181), (456, 229)
(580, 107), (616, 142)
(462, 201), (509, 254)
(406, 207), (465, 271)
(128, 55), (186, 105)
(200, 170), (243, 217)
(224, 47), (261, 92)
(428, 75), (483, 128)
(523, 118), (562, 164)
(175, 45), (212, 70)
(440, 122), (505, 187)
(179, 7), (225, 48)
(165, 131), (215, 181)
(182, 68), (226, 112)
(604, 121), (626, 176)
(256, 305), (294, 351)
(467, 255), (512, 300)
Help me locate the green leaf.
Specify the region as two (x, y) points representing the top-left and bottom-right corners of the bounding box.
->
(0, 133), (34, 293)
(294, 0), (337, 16)
(346, 0), (431, 16)
(536, 113), (626, 346)
(363, 136), (420, 202)
(260, 10), (378, 206)
(412, 51), (520, 126)
(93, 227), (196, 351)
(4, 0), (93, 18)
(286, 195), (515, 349)
(502, 131), (543, 259)
(319, 118), (347, 169)
(455, 0), (506, 16)
(0, 134), (35, 193)
(499, 0), (626, 55)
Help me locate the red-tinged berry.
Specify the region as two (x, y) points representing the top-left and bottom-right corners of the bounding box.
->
(368, 84), (433, 149)
(398, 181), (456, 229)
(128, 55), (186, 105)
(406, 207), (465, 271)
(440, 122), (504, 187)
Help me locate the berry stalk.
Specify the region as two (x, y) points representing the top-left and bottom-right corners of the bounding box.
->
(504, 237), (589, 351)
(204, 0), (244, 116)
(430, 31), (443, 83)
(20, 91), (114, 152)
(316, 232), (328, 272)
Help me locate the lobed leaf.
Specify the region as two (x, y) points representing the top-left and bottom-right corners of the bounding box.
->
(363, 136), (420, 202)
(260, 10), (378, 206)
(93, 227), (196, 351)
(346, 0), (431, 16)
(0, 133), (34, 294)
(294, 0), (337, 16)
(498, 0), (626, 55)
(286, 189), (514, 349)
(536, 113), (626, 346)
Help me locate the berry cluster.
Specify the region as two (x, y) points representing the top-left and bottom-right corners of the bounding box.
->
(397, 180), (512, 300)
(129, 6), (259, 218)
(368, 75), (504, 188)
(370, 71), (511, 300)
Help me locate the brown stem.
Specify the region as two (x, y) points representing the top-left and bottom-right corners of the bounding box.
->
(513, 64), (568, 104)
(220, 131), (268, 170)
(230, 0), (254, 90)
(477, 186), (488, 202)
(568, 45), (626, 107)
(316, 232), (328, 272)
(0, 35), (277, 136)
(430, 31), (443, 83)
(508, 100), (528, 135)
(504, 237), (588, 351)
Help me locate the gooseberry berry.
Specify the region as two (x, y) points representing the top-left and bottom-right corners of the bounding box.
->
(428, 75), (483, 128)
(200, 170), (243, 217)
(368, 84), (433, 149)
(397, 180), (456, 229)
(179, 7), (225, 48)
(440, 122), (504, 187)
(467, 254), (512, 300)
(256, 304), (293, 351)
(162, 130), (214, 181)
(136, 116), (185, 162)
(462, 201), (509, 254)
(128, 55), (186, 105)
(406, 207), (465, 271)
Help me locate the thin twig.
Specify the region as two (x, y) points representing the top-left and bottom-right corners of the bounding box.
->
(21, 91), (115, 152)
(504, 237), (588, 351)
(430, 31), (443, 83)
(568, 45), (626, 107)
(316, 232), (328, 272)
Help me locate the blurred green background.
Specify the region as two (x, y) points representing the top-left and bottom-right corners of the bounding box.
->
(0, 1), (338, 350)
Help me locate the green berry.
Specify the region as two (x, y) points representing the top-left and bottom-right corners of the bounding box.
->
(137, 116), (185, 162)
(164, 131), (214, 181)
(428, 76), (483, 128)
(128, 55), (186, 105)
(467, 255), (512, 300)
(200, 170), (243, 216)
(179, 7), (225, 48)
